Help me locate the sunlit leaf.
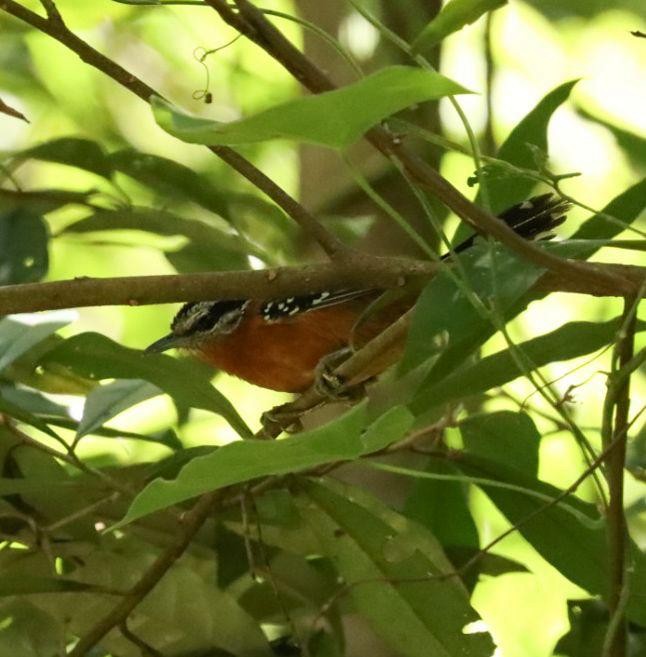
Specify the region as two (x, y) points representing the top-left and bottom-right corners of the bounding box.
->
(117, 404), (414, 526)
(77, 379), (162, 439)
(0, 315), (71, 372)
(301, 478), (495, 657)
(578, 108), (646, 173)
(450, 78), (577, 250)
(411, 317), (645, 413)
(457, 412), (646, 624)
(569, 177), (646, 252)
(412, 0), (507, 53)
(152, 66), (470, 149)
(41, 332), (252, 438)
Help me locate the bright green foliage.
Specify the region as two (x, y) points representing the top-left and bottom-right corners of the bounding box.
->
(152, 67), (470, 149)
(0, 1), (644, 656)
(412, 0), (507, 52)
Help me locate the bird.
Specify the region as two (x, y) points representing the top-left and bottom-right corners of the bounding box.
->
(146, 194), (569, 393)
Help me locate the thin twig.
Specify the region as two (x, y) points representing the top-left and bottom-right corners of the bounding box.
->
(67, 491), (221, 657)
(119, 619), (164, 657)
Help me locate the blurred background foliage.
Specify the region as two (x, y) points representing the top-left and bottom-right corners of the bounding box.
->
(0, 1), (645, 656)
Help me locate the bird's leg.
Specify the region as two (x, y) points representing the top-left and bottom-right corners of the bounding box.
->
(314, 347), (368, 401)
(260, 404), (304, 437)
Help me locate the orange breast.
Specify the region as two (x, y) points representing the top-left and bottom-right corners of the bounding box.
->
(194, 303), (367, 392)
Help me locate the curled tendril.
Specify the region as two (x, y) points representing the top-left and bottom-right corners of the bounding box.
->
(192, 34), (243, 102)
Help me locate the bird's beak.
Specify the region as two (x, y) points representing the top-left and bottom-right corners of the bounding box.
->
(145, 333), (182, 354)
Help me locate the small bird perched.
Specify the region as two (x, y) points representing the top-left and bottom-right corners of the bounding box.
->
(146, 194), (569, 392)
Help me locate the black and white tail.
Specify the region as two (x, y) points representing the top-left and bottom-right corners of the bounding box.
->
(449, 193), (570, 258)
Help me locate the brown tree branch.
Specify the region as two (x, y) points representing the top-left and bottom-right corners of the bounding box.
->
(601, 294), (641, 657)
(0, 256), (433, 314)
(0, 0), (347, 259)
(207, 0), (634, 295)
(0, 260), (644, 316)
(67, 491), (221, 657)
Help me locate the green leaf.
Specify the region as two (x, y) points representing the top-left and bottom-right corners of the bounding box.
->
(404, 460), (479, 551)
(457, 412), (646, 625)
(108, 148), (230, 218)
(569, 178), (646, 255)
(0, 207), (49, 284)
(77, 379), (162, 439)
(0, 476), (92, 495)
(578, 108), (646, 173)
(117, 404), (413, 526)
(412, 0), (507, 53)
(360, 405), (414, 452)
(0, 385), (70, 419)
(14, 137), (112, 178)
(401, 242), (543, 383)
(301, 478), (495, 657)
(41, 332), (251, 439)
(0, 576), (101, 596)
(0, 188), (94, 215)
(0, 391), (61, 438)
(485, 80), (578, 213)
(412, 317), (645, 414)
(152, 66), (470, 149)
(0, 315), (70, 372)
(63, 207), (249, 271)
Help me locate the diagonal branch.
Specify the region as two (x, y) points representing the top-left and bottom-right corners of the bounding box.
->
(0, 0), (347, 259)
(67, 491), (221, 657)
(206, 0), (634, 295)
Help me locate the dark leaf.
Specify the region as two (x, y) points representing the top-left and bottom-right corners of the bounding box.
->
(108, 148), (230, 218)
(401, 241), (544, 381)
(0, 576), (102, 596)
(15, 137), (112, 179)
(63, 207), (248, 271)
(0, 95), (28, 122)
(0, 187), (94, 215)
(0, 207), (48, 284)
